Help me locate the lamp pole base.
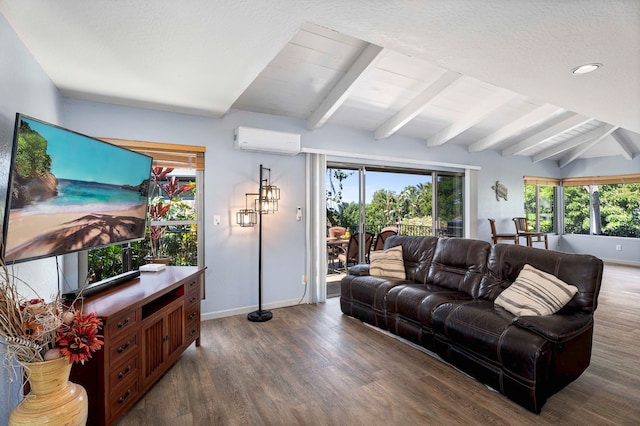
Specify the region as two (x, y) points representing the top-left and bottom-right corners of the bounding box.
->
(247, 309), (273, 322)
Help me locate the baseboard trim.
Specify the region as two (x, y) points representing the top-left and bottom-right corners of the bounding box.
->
(602, 259), (640, 267)
(201, 298), (303, 321)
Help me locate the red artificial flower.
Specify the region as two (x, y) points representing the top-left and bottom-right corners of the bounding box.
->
(22, 317), (45, 341)
(56, 311), (104, 365)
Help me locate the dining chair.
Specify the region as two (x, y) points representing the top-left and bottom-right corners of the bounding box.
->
(373, 228), (398, 251)
(337, 231), (374, 270)
(512, 217), (549, 249)
(327, 226), (347, 273)
(327, 226), (347, 240)
(488, 219), (518, 245)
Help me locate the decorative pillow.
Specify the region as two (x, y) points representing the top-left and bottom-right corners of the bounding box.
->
(369, 245), (406, 280)
(494, 264), (578, 316)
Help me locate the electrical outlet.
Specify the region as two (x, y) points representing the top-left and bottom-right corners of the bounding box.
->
(616, 244), (622, 251)
(213, 215), (221, 226)
(296, 206), (302, 221)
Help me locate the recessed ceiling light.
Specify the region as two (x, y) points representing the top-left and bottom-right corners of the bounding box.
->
(571, 63), (603, 75)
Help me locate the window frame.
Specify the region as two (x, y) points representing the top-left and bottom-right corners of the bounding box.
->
(523, 176), (560, 234)
(562, 174), (640, 238)
(80, 139), (205, 284)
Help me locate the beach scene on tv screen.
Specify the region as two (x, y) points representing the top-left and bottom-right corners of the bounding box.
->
(4, 117), (151, 262)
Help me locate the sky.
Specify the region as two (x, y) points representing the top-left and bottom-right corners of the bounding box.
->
(23, 117), (151, 186)
(327, 169), (432, 204)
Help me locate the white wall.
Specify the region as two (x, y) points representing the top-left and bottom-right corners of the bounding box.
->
(0, 13), (64, 421)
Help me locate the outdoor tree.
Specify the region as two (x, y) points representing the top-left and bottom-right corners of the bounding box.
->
(326, 169), (353, 226)
(367, 189), (398, 229)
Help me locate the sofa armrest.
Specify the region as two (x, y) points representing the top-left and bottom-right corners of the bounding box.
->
(348, 264), (370, 276)
(513, 312), (593, 343)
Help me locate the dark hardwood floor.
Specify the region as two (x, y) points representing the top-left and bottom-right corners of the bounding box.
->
(117, 263), (640, 425)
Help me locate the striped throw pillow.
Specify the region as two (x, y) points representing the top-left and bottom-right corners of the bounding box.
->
(369, 245), (406, 280)
(495, 264), (578, 316)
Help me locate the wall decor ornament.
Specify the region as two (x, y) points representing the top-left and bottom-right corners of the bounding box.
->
(492, 181), (508, 201)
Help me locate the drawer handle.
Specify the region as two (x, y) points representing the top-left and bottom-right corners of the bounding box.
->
(189, 312), (197, 320)
(117, 318), (130, 329)
(189, 281), (196, 287)
(117, 341), (131, 353)
(118, 365), (131, 379)
(163, 335), (170, 342)
(118, 389), (131, 404)
(189, 297), (197, 303)
(189, 329), (197, 337)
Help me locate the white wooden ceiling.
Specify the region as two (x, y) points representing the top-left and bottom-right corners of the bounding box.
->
(1, 0), (639, 167)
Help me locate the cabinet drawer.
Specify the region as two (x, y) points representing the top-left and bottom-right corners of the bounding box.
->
(185, 303), (200, 323)
(185, 320), (199, 344)
(107, 309), (139, 339)
(109, 374), (139, 421)
(109, 333), (138, 366)
(185, 278), (200, 299)
(185, 291), (200, 307)
(109, 353), (138, 391)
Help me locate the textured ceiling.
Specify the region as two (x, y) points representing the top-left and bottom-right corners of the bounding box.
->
(1, 0), (639, 165)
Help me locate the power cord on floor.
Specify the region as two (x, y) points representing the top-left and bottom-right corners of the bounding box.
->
(297, 281), (307, 304)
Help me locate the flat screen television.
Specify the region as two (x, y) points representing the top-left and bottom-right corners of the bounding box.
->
(1, 113), (152, 264)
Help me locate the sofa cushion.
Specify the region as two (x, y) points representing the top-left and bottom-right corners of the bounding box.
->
(479, 245), (602, 313)
(369, 245), (405, 279)
(426, 238), (491, 297)
(495, 264), (578, 316)
(386, 284), (472, 329)
(431, 300), (516, 362)
(384, 235), (438, 284)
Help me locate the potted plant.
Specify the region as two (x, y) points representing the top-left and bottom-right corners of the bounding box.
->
(145, 167), (195, 264)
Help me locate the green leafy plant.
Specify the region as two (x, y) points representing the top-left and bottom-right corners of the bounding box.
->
(147, 167), (195, 259)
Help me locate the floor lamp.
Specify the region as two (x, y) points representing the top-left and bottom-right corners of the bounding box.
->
(236, 164), (280, 322)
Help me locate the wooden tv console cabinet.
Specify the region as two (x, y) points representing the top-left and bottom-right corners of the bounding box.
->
(70, 266), (206, 426)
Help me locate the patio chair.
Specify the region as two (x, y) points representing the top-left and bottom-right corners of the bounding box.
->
(373, 228), (398, 251)
(337, 231), (374, 271)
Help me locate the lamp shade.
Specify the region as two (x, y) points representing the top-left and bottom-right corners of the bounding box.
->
(255, 198), (278, 214)
(236, 209), (257, 227)
(261, 185), (280, 201)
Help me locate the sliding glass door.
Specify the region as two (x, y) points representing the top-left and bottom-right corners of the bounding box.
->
(326, 163), (464, 260)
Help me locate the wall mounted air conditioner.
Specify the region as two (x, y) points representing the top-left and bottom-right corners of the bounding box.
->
(233, 126), (301, 156)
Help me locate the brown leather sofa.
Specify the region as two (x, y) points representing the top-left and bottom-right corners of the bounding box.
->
(340, 235), (603, 413)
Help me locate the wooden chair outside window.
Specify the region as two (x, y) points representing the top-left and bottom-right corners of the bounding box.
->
(512, 217), (549, 249)
(488, 219), (518, 245)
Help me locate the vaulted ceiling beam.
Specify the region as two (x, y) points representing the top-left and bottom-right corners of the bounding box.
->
(306, 44), (385, 130)
(533, 124), (618, 163)
(374, 70), (461, 140)
(612, 131), (635, 160)
(468, 103), (562, 152)
(426, 89), (518, 147)
(559, 125), (620, 168)
(501, 113), (593, 156)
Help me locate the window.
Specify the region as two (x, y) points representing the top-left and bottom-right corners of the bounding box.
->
(523, 177), (559, 233)
(563, 174), (640, 238)
(326, 165), (463, 239)
(84, 140), (205, 284)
